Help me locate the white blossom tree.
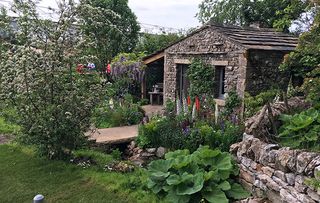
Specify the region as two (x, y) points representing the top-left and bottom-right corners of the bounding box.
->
(0, 0), (116, 159)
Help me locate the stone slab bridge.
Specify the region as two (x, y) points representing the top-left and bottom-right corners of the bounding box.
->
(88, 105), (163, 145)
(88, 125), (138, 145)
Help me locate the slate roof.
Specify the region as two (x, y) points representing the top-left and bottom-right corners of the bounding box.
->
(211, 24), (299, 51)
(143, 24), (299, 63)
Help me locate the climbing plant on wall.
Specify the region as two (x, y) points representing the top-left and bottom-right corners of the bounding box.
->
(187, 59), (215, 99)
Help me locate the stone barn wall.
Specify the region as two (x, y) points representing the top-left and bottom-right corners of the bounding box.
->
(163, 27), (247, 103)
(231, 134), (320, 203)
(245, 50), (289, 96)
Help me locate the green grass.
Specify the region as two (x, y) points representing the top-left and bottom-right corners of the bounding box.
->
(0, 117), (20, 135)
(0, 144), (162, 203)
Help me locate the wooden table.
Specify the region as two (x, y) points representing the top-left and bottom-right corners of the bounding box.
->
(149, 92), (163, 105)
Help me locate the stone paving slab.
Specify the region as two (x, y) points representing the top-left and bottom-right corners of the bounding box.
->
(89, 125), (139, 144)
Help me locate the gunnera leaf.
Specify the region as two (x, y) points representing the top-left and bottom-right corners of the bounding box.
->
(225, 183), (250, 200)
(176, 172), (204, 195)
(167, 190), (190, 203)
(202, 187), (228, 203)
(148, 159), (172, 173)
(165, 149), (190, 160)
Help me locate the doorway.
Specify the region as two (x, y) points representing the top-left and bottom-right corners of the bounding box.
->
(176, 64), (190, 99)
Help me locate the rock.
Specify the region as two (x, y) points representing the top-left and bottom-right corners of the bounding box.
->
(262, 166), (274, 177)
(287, 150), (302, 173)
(272, 176), (288, 188)
(307, 188), (320, 202)
(230, 142), (240, 154)
(247, 138), (267, 161)
(240, 167), (255, 183)
(274, 170), (286, 182)
(156, 147), (166, 158)
(141, 152), (154, 157)
(275, 149), (293, 172)
(265, 178), (281, 191)
(295, 175), (307, 193)
(280, 189), (300, 203)
(297, 193), (316, 203)
(241, 157), (253, 168)
(265, 190), (282, 203)
(285, 173), (295, 186)
(128, 141), (136, 149)
(296, 152), (318, 174)
(305, 156), (320, 176)
(314, 166), (320, 179)
(146, 148), (156, 153)
(239, 178), (253, 192)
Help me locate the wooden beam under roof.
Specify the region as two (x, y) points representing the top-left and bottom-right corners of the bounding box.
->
(143, 51), (165, 65)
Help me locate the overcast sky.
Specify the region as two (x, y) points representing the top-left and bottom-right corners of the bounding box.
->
(37, 0), (202, 29)
(1, 0), (202, 29)
(128, 0), (202, 29)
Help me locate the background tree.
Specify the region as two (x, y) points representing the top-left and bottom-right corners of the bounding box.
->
(197, 0), (310, 32)
(135, 32), (183, 55)
(79, 0), (140, 69)
(0, 0), (111, 159)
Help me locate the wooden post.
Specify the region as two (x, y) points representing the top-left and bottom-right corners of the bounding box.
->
(141, 73), (146, 99)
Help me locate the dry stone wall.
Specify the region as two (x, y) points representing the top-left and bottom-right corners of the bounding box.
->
(231, 134), (320, 203)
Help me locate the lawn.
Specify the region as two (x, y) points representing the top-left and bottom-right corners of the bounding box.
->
(0, 144), (161, 203)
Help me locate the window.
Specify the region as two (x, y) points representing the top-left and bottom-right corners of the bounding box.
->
(215, 66), (225, 99)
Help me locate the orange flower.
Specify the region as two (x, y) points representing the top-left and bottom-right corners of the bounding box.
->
(195, 96), (200, 111)
(187, 96), (191, 106)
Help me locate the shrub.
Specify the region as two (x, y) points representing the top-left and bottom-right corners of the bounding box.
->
(278, 108), (320, 151)
(204, 122), (243, 152)
(93, 100), (144, 128)
(137, 118), (243, 152)
(147, 146), (249, 203)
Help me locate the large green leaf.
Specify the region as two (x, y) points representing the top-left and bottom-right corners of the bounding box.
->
(167, 174), (182, 185)
(172, 155), (193, 169)
(225, 183), (250, 200)
(176, 172), (204, 195)
(218, 181), (231, 191)
(148, 159), (172, 173)
(203, 187), (228, 203)
(165, 149), (190, 160)
(167, 190), (190, 203)
(147, 179), (164, 194)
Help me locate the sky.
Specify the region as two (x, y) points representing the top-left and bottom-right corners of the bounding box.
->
(2, 0), (312, 32)
(128, 0), (202, 29)
(0, 0), (202, 30)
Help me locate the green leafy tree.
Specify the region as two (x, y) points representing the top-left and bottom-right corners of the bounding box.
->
(0, 0), (109, 159)
(79, 0), (140, 69)
(281, 9), (320, 80)
(135, 33), (183, 55)
(197, 0), (310, 32)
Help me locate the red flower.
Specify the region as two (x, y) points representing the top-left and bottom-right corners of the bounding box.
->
(106, 64), (111, 73)
(76, 64), (84, 73)
(187, 96), (191, 106)
(195, 96), (200, 111)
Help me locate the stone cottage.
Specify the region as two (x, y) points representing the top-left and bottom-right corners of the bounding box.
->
(142, 24), (298, 106)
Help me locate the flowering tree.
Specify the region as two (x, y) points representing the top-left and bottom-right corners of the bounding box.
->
(0, 0), (114, 159)
(109, 52), (146, 100)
